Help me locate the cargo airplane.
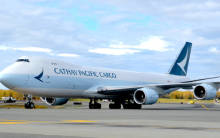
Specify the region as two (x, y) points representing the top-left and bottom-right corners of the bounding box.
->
(0, 42), (219, 109)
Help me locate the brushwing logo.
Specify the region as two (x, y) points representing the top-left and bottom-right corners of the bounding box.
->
(34, 69), (44, 82)
(177, 48), (188, 75)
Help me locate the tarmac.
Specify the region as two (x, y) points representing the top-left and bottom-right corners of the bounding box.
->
(0, 101), (220, 138)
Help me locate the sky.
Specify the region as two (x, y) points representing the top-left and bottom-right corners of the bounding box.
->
(1, 0), (220, 89)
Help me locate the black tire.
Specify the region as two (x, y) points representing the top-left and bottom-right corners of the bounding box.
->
(109, 103), (121, 109)
(89, 104), (94, 109)
(95, 103), (101, 109)
(89, 103), (101, 109)
(122, 104), (129, 109)
(123, 104), (142, 109)
(24, 103), (29, 109)
(30, 102), (35, 109)
(24, 102), (35, 109)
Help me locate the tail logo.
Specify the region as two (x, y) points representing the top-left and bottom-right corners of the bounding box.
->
(177, 48), (188, 75)
(168, 42), (192, 76)
(34, 69), (44, 82)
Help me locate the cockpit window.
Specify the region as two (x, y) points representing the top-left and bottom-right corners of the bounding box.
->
(16, 59), (30, 62)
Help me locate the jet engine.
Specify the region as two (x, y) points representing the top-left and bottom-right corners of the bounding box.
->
(193, 84), (217, 100)
(133, 88), (159, 105)
(41, 97), (69, 106)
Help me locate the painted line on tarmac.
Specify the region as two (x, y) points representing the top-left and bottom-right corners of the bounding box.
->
(0, 122), (29, 124)
(0, 120), (29, 124)
(0, 119), (97, 125)
(62, 120), (97, 123)
(200, 104), (209, 110)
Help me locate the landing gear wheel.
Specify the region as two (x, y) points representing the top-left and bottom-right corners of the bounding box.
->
(89, 99), (101, 109)
(24, 94), (35, 109)
(123, 104), (142, 109)
(89, 104), (94, 109)
(24, 102), (35, 109)
(95, 103), (101, 109)
(215, 97), (220, 103)
(89, 103), (101, 109)
(109, 103), (121, 109)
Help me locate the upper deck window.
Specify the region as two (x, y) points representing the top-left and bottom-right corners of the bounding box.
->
(16, 59), (30, 62)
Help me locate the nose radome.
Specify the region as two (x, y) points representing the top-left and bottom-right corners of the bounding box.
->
(0, 72), (2, 82)
(0, 73), (15, 89)
(0, 69), (30, 90)
(0, 71), (5, 83)
(0, 62), (30, 90)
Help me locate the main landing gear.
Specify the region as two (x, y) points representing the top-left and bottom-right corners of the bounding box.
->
(122, 103), (142, 109)
(88, 99), (142, 109)
(109, 101), (121, 109)
(89, 99), (101, 109)
(109, 99), (142, 109)
(24, 94), (35, 109)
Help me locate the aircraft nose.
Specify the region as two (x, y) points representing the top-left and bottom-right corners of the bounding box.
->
(0, 72), (2, 82)
(0, 70), (30, 89)
(0, 73), (16, 89)
(0, 63), (30, 89)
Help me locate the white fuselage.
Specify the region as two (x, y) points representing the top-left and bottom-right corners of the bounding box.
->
(0, 57), (190, 98)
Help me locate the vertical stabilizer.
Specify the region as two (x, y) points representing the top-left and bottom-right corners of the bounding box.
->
(168, 42), (192, 76)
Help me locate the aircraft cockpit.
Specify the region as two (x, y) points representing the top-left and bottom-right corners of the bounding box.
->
(16, 58), (30, 63)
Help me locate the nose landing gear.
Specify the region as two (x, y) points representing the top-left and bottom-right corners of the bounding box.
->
(24, 94), (35, 109)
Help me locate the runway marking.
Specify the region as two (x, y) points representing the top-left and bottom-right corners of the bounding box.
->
(0, 119), (96, 125)
(52, 106), (64, 109)
(0, 122), (29, 124)
(62, 120), (96, 123)
(0, 120), (30, 124)
(200, 104), (209, 110)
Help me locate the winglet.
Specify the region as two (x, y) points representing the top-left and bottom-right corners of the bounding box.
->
(168, 42), (192, 76)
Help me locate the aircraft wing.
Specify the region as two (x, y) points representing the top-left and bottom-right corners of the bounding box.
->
(97, 76), (220, 95)
(97, 82), (198, 95)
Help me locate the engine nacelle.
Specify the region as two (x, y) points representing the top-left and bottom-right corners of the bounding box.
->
(41, 97), (69, 106)
(133, 88), (159, 105)
(193, 84), (217, 100)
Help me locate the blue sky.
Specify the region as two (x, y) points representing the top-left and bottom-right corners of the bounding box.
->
(1, 0), (220, 89)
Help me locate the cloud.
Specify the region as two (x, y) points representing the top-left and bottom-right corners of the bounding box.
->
(0, 45), (79, 58)
(109, 36), (170, 52)
(0, 45), (52, 53)
(15, 47), (52, 53)
(209, 47), (220, 53)
(89, 48), (139, 55)
(97, 0), (220, 21)
(57, 53), (79, 57)
(89, 36), (170, 55)
(0, 46), (9, 50)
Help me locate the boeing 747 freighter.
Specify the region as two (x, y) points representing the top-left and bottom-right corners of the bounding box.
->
(0, 42), (219, 109)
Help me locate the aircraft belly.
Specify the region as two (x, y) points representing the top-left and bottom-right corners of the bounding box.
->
(15, 87), (85, 97)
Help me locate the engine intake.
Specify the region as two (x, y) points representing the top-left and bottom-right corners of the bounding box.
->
(193, 84), (217, 100)
(41, 97), (69, 106)
(133, 88), (159, 105)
